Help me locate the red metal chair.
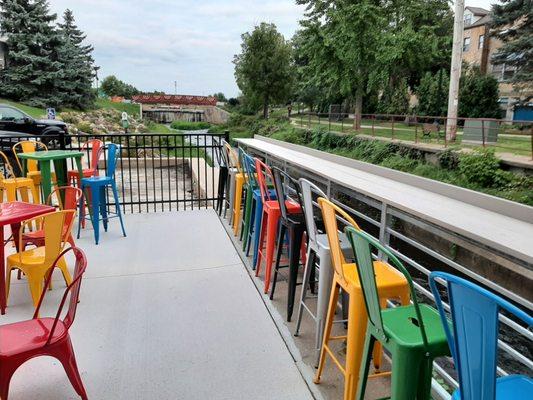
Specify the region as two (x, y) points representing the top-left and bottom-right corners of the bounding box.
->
(0, 247), (89, 400)
(254, 159), (302, 293)
(67, 138), (104, 187)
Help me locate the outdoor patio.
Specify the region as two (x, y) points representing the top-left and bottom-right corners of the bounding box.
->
(2, 210), (315, 400)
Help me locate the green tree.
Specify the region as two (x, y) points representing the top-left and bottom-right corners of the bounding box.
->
(0, 0), (64, 107)
(101, 75), (139, 98)
(458, 68), (502, 118)
(233, 23), (294, 118)
(56, 9), (95, 109)
(491, 0), (533, 101)
(212, 92), (227, 102)
(417, 69), (449, 116)
(377, 78), (410, 115)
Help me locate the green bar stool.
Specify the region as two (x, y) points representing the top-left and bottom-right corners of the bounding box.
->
(345, 227), (450, 400)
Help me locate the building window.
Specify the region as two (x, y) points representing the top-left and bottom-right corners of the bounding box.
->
(463, 37), (471, 52)
(464, 15), (472, 25)
(478, 34), (484, 49)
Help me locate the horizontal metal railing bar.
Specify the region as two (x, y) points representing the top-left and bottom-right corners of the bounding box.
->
(386, 226), (533, 311)
(331, 198), (381, 227)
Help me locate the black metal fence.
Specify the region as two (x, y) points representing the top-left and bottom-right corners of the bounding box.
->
(0, 131), (228, 213)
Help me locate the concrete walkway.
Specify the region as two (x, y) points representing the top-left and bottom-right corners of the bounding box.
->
(2, 210), (314, 400)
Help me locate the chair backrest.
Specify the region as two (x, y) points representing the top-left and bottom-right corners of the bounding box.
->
(299, 178), (328, 245)
(429, 271), (533, 400)
(272, 167), (303, 221)
(33, 247), (88, 343)
(47, 186), (83, 228)
(346, 227), (430, 348)
(0, 150), (17, 179)
(318, 197), (361, 284)
(81, 138), (104, 173)
(13, 140), (48, 173)
(242, 152), (258, 189)
(223, 140), (241, 172)
(20, 210), (76, 265)
(255, 159), (276, 203)
(105, 143), (119, 177)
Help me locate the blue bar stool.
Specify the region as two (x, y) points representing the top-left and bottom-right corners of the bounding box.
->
(77, 143), (126, 244)
(429, 271), (533, 400)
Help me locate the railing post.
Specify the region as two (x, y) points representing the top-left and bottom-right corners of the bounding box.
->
(482, 119), (486, 148)
(414, 116), (418, 143)
(391, 116), (395, 140)
(378, 203), (391, 261)
(372, 115), (375, 137)
(329, 114), (331, 133)
(308, 112), (311, 129)
(444, 118), (448, 148)
(224, 130), (230, 143)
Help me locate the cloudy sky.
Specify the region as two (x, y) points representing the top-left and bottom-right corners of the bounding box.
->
(47, 0), (498, 98)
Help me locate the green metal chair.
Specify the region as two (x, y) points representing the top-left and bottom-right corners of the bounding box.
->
(345, 227), (450, 400)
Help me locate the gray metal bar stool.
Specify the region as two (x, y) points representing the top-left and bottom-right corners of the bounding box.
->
(294, 178), (353, 367)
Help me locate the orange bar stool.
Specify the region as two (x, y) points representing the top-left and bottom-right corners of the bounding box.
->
(254, 159), (301, 294)
(314, 197), (411, 400)
(0, 151), (40, 203)
(67, 138), (103, 186)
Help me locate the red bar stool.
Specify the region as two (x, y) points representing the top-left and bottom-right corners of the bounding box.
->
(254, 160), (301, 294)
(67, 138), (103, 186)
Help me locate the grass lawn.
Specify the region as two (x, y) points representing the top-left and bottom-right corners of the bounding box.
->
(94, 98), (140, 118)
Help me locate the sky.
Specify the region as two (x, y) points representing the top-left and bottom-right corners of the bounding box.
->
(47, 0), (500, 98)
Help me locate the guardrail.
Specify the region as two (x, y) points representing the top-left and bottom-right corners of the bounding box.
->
(294, 112), (533, 159)
(240, 138), (532, 399)
(0, 131), (228, 213)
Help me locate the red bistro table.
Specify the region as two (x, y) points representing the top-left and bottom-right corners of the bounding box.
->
(0, 201), (55, 315)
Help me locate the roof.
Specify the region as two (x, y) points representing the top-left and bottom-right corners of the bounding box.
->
(132, 94), (217, 106)
(465, 14), (492, 29)
(465, 6), (490, 16)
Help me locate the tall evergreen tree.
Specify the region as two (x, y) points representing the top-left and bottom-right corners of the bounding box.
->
(0, 0), (64, 107)
(56, 9), (95, 108)
(491, 0), (533, 102)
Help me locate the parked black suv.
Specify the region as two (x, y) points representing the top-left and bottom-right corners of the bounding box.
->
(0, 104), (70, 146)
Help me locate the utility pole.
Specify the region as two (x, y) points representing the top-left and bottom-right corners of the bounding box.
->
(446, 0), (465, 141)
(174, 80), (177, 95)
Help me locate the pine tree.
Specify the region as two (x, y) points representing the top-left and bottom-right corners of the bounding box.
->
(0, 0), (64, 107)
(491, 0), (532, 101)
(56, 9), (95, 108)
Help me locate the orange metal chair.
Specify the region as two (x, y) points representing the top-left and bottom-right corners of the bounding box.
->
(254, 159), (302, 293)
(314, 198), (411, 400)
(6, 210), (76, 308)
(0, 150), (40, 203)
(67, 138), (104, 186)
(22, 186), (83, 249)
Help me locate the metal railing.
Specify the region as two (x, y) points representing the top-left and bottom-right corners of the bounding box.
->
(0, 131), (228, 213)
(294, 112), (533, 159)
(241, 140), (532, 399)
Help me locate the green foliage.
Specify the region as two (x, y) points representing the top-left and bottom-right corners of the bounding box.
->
(378, 78), (410, 115)
(438, 149), (460, 170)
(417, 69), (449, 116)
(0, 2), (94, 109)
(233, 22), (294, 118)
(170, 121), (211, 130)
(491, 0), (533, 100)
(101, 75), (139, 99)
(458, 149), (502, 187)
(94, 99), (140, 117)
(458, 68), (502, 119)
(212, 92), (226, 102)
(76, 121), (93, 134)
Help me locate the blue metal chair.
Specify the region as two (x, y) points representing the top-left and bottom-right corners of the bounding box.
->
(429, 271), (533, 400)
(77, 143), (126, 245)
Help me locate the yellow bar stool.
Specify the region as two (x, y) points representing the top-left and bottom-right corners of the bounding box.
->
(314, 198), (411, 400)
(232, 147), (247, 235)
(0, 151), (40, 203)
(13, 140), (56, 201)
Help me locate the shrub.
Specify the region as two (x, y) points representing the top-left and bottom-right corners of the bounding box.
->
(170, 121), (211, 130)
(76, 121), (93, 134)
(438, 149), (460, 170)
(458, 148), (501, 187)
(380, 155), (420, 172)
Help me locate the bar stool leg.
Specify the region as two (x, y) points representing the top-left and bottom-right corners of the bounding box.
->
(90, 184), (101, 245)
(294, 246), (316, 336)
(269, 223), (286, 300)
(100, 187), (108, 232)
(315, 247), (335, 367)
(287, 226), (305, 321)
(111, 181), (127, 238)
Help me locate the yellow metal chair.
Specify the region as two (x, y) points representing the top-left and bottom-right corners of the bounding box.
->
(314, 198), (411, 400)
(5, 210), (75, 308)
(0, 151), (40, 203)
(13, 140), (56, 200)
(231, 147), (246, 235)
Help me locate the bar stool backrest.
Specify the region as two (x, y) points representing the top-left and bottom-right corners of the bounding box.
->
(81, 138), (104, 173)
(318, 197), (361, 284)
(0, 150), (18, 179)
(429, 271), (533, 400)
(299, 178), (328, 246)
(255, 159), (276, 203)
(12, 140), (48, 174)
(242, 152), (258, 189)
(216, 138), (229, 168)
(105, 143), (119, 178)
(222, 141), (241, 172)
(272, 167), (303, 222)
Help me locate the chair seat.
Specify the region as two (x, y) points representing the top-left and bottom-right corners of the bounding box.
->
(264, 199), (301, 214)
(381, 304), (449, 352)
(68, 168), (95, 178)
(1, 177), (35, 186)
(0, 318), (67, 357)
(7, 247), (46, 266)
(452, 375), (533, 399)
(81, 175), (113, 186)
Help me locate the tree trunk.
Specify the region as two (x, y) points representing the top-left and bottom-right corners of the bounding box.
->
(353, 89), (363, 130)
(263, 97), (269, 119)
